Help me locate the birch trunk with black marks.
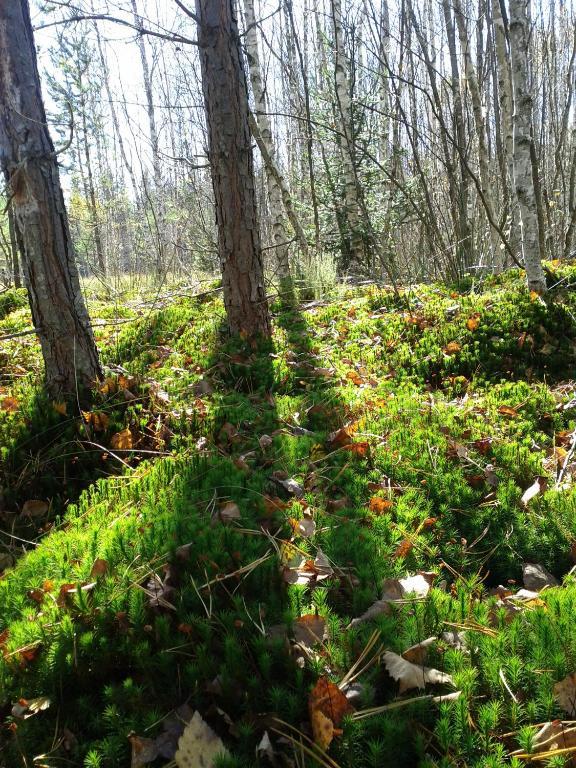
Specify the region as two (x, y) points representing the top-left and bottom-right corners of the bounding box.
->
(0, 0), (102, 396)
(492, 0), (520, 265)
(331, 0), (363, 269)
(195, 0), (271, 337)
(244, 0), (293, 280)
(508, 0), (547, 293)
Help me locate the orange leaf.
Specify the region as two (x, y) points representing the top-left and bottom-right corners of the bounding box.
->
(328, 427), (353, 448)
(309, 676), (354, 727)
(393, 539), (414, 559)
(345, 441), (369, 457)
(1, 396), (19, 413)
(369, 496), (393, 514)
(346, 371), (363, 386)
(466, 314), (480, 332)
(443, 341), (461, 355)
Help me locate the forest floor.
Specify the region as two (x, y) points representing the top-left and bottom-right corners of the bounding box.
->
(2, 267), (576, 768)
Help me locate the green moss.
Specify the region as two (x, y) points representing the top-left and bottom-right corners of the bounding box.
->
(2, 267), (576, 765)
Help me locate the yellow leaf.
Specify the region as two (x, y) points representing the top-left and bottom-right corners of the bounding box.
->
(82, 411), (110, 431)
(110, 428), (133, 450)
(52, 401), (67, 416)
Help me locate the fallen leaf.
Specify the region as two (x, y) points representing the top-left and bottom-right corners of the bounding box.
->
(402, 636), (437, 665)
(90, 558), (108, 578)
(129, 734), (160, 768)
(310, 709), (337, 751)
(309, 676), (354, 750)
(110, 428), (133, 450)
(369, 496), (393, 514)
(175, 711), (229, 768)
(349, 573), (433, 626)
(258, 434), (273, 450)
(328, 427), (353, 448)
(216, 502), (241, 524)
(555, 674), (576, 717)
(83, 411), (110, 432)
(345, 441), (369, 457)
(293, 614), (326, 648)
(393, 539), (414, 559)
(21, 500), (49, 518)
(273, 475), (304, 498)
(1, 396), (19, 413)
(529, 720), (576, 764)
(346, 370), (363, 386)
(498, 405), (519, 418)
(466, 314), (480, 332)
(443, 341), (461, 355)
(53, 401), (67, 416)
(521, 477), (547, 506)
(383, 650), (454, 694)
(11, 696), (51, 719)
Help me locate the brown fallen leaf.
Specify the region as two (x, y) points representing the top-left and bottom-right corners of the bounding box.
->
(110, 428), (133, 450)
(129, 734), (160, 768)
(1, 396), (19, 413)
(90, 558), (108, 578)
(293, 614), (326, 649)
(21, 500), (49, 518)
(497, 405), (519, 418)
(215, 502), (241, 524)
(402, 636), (437, 665)
(383, 650), (454, 694)
(555, 674), (576, 717)
(466, 314), (480, 332)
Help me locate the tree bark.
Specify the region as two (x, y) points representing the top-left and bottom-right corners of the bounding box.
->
(244, 0), (293, 280)
(509, 0), (547, 293)
(331, 0), (364, 269)
(0, 0), (102, 395)
(195, 0), (271, 338)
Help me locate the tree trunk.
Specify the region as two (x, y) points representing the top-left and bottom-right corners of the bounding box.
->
(453, 0), (501, 264)
(244, 0), (293, 281)
(331, 0), (364, 269)
(195, 0), (271, 338)
(0, 0), (102, 395)
(508, 0), (547, 293)
(7, 205), (21, 288)
(130, 0), (166, 277)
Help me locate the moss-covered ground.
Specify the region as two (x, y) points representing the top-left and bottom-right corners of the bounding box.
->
(2, 267), (576, 767)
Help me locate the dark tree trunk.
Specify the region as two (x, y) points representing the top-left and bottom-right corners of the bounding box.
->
(195, 0), (271, 338)
(7, 206), (21, 288)
(0, 0), (102, 395)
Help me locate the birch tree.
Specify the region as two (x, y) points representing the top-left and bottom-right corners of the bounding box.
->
(509, 0), (547, 293)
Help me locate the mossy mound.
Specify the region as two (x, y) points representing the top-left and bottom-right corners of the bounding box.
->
(2, 267), (576, 766)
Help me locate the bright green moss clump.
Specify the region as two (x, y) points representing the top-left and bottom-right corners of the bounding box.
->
(1, 267), (576, 766)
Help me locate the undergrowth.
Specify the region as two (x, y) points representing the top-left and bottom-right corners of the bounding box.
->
(1, 266), (576, 766)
